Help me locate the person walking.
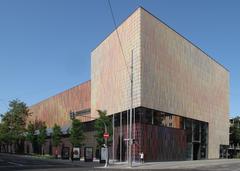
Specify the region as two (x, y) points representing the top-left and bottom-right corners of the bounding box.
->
(139, 152), (144, 164)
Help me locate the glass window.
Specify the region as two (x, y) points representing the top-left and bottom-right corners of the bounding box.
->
(193, 121), (200, 141)
(185, 119), (192, 143)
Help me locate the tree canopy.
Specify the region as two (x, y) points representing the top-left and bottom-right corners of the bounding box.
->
(52, 124), (62, 147)
(0, 99), (31, 153)
(94, 110), (112, 148)
(26, 121), (36, 145)
(70, 119), (85, 147)
(38, 123), (47, 146)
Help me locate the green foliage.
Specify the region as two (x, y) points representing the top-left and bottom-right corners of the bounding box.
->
(0, 99), (31, 153)
(94, 110), (112, 148)
(37, 122), (47, 155)
(230, 116), (240, 146)
(38, 123), (47, 147)
(0, 122), (11, 152)
(26, 122), (36, 144)
(70, 119), (85, 147)
(26, 119), (47, 154)
(0, 122), (10, 147)
(52, 124), (62, 147)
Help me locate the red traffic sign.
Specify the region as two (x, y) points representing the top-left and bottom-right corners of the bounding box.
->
(103, 133), (109, 139)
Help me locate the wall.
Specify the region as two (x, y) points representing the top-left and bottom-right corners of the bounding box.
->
(29, 81), (91, 128)
(140, 8), (229, 158)
(91, 8), (141, 118)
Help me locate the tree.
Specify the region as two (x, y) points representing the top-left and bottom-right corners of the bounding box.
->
(26, 119), (46, 154)
(52, 124), (62, 148)
(26, 121), (36, 152)
(37, 122), (47, 155)
(70, 119), (85, 147)
(230, 116), (240, 157)
(1, 99), (31, 153)
(230, 117), (240, 145)
(0, 122), (9, 152)
(94, 110), (112, 148)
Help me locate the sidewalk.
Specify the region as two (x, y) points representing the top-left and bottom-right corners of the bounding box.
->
(102, 159), (240, 170)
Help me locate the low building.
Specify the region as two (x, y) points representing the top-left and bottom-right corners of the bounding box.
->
(26, 7), (229, 161)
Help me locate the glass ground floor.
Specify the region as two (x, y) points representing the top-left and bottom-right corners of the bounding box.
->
(20, 106), (208, 161)
(111, 107), (208, 161)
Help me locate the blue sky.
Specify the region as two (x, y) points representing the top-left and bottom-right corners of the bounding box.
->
(0, 0), (239, 117)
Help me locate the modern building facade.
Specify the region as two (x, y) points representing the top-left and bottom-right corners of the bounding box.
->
(27, 7), (229, 161)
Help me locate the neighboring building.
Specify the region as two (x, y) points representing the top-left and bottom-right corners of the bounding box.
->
(27, 7), (229, 161)
(228, 117), (240, 158)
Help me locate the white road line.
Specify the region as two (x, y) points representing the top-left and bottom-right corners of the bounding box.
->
(7, 162), (24, 166)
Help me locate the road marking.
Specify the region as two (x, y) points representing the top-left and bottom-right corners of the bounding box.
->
(7, 162), (24, 166)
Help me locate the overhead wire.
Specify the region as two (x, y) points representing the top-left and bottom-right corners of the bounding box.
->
(107, 0), (131, 80)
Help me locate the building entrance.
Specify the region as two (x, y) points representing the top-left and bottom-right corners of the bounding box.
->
(185, 119), (208, 160)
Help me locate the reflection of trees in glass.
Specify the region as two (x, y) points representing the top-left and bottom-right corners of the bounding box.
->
(154, 111), (164, 126)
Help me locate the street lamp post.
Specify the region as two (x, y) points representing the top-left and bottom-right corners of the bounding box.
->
(69, 110), (76, 161)
(128, 49), (134, 167)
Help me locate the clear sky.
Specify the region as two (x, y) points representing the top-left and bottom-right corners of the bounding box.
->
(0, 0), (239, 117)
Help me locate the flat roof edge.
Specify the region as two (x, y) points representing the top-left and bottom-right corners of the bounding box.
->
(139, 6), (229, 72)
(29, 80), (91, 108)
(91, 6), (229, 72)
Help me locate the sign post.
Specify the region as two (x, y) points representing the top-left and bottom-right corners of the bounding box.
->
(103, 132), (109, 167)
(103, 133), (109, 139)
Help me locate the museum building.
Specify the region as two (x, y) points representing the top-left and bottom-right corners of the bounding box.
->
(26, 7), (229, 161)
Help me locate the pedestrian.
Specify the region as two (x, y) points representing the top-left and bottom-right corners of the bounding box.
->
(139, 152), (144, 164)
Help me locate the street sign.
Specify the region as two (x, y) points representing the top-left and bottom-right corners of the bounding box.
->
(103, 133), (109, 139)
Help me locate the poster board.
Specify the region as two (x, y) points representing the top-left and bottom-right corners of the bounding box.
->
(62, 147), (70, 160)
(84, 147), (93, 162)
(73, 147), (80, 160)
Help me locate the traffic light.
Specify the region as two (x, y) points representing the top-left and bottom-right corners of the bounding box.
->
(69, 111), (76, 120)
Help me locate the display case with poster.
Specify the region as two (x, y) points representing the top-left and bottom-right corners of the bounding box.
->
(62, 147), (70, 160)
(84, 147), (93, 162)
(73, 147), (80, 160)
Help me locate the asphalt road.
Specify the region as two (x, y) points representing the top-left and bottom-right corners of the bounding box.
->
(0, 153), (103, 171)
(1, 153), (240, 171)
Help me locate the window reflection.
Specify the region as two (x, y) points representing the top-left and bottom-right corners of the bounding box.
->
(136, 107), (184, 129)
(111, 107), (208, 160)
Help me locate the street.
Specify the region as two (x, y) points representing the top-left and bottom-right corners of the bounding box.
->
(1, 153), (240, 171)
(0, 153), (103, 171)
